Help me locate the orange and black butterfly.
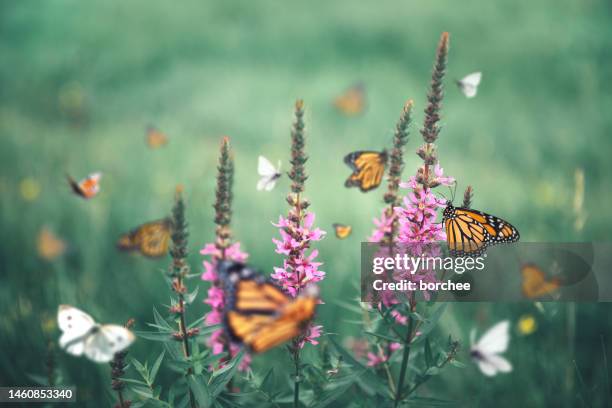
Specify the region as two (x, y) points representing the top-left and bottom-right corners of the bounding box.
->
(333, 223), (352, 239)
(521, 263), (561, 299)
(334, 83), (366, 116)
(220, 261), (318, 353)
(67, 172), (102, 199)
(146, 126), (168, 149)
(443, 201), (519, 257)
(344, 150), (387, 192)
(117, 218), (171, 258)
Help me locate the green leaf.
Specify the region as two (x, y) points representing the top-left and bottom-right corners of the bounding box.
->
(210, 349), (244, 396)
(411, 304), (448, 344)
(130, 385), (154, 399)
(131, 358), (149, 381)
(26, 373), (48, 386)
(424, 338), (434, 368)
(135, 330), (173, 342)
(328, 336), (390, 398)
(364, 331), (399, 343)
(450, 359), (466, 368)
(150, 350), (165, 383)
(153, 306), (173, 330)
(188, 374), (211, 407)
(406, 396), (456, 406)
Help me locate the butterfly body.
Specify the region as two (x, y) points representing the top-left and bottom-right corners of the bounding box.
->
(67, 172), (101, 199)
(57, 305), (134, 363)
(220, 261), (317, 353)
(117, 218), (171, 258)
(344, 150), (387, 192)
(443, 201), (519, 257)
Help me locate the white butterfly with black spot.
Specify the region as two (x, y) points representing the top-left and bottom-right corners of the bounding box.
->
(457, 72), (482, 98)
(57, 305), (135, 363)
(470, 320), (512, 376)
(257, 156), (282, 191)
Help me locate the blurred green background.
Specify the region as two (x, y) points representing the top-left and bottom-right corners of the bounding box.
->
(1, 0), (612, 406)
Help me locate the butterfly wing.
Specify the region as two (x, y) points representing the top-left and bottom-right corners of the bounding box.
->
(258, 156), (279, 177)
(521, 264), (561, 298)
(444, 204), (519, 256)
(117, 219), (171, 258)
(344, 151), (387, 192)
(78, 173), (102, 199)
(57, 305), (97, 356)
(458, 72), (482, 98)
(84, 325), (135, 363)
(146, 126), (168, 149)
(333, 223), (352, 239)
(475, 320), (510, 355)
(334, 84), (366, 116)
(223, 262), (316, 353)
(37, 227), (66, 261)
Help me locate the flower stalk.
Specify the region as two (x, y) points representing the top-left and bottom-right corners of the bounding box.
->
(169, 187), (197, 408)
(201, 137), (251, 373)
(111, 319), (135, 408)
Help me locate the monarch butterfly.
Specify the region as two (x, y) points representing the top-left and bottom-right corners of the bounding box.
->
(443, 201), (519, 257)
(146, 126), (168, 149)
(220, 261), (317, 353)
(117, 218), (171, 258)
(521, 263), (561, 299)
(334, 83), (366, 116)
(67, 172), (102, 199)
(332, 223), (352, 239)
(344, 150), (387, 192)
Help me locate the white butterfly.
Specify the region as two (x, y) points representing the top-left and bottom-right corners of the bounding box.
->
(457, 72), (482, 98)
(257, 156), (281, 191)
(57, 305), (135, 363)
(470, 320), (512, 376)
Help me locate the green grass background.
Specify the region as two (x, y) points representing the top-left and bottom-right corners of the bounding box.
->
(1, 0), (612, 406)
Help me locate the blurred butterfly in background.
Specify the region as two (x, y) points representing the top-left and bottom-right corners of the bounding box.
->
(470, 320), (512, 376)
(57, 305), (135, 363)
(37, 226), (67, 261)
(443, 201), (519, 257)
(146, 125), (168, 149)
(219, 261), (318, 353)
(67, 172), (102, 199)
(116, 218), (171, 258)
(257, 155), (282, 192)
(456, 72), (482, 98)
(333, 83), (366, 116)
(333, 223), (352, 239)
(344, 150), (387, 192)
(521, 263), (561, 299)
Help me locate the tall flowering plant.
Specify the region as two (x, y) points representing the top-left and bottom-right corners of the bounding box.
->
(362, 32), (460, 407)
(272, 100), (326, 407)
(201, 136), (252, 371)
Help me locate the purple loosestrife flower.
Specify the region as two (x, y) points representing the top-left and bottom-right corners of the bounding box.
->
(201, 137), (252, 371)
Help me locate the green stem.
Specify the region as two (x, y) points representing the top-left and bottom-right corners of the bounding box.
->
(394, 310), (415, 407)
(293, 345), (300, 408)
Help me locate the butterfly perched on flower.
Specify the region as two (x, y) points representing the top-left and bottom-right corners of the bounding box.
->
(443, 201), (519, 257)
(116, 218), (171, 258)
(66, 172), (102, 199)
(219, 261), (318, 353)
(57, 305), (135, 363)
(456, 72), (482, 98)
(470, 320), (512, 376)
(521, 263), (561, 299)
(333, 83), (366, 116)
(333, 223), (352, 239)
(344, 150), (387, 192)
(146, 125), (168, 149)
(257, 156), (282, 192)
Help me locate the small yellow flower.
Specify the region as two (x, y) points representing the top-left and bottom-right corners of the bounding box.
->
(20, 178), (41, 202)
(517, 314), (537, 335)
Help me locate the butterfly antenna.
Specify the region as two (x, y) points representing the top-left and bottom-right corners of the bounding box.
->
(449, 181), (458, 203)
